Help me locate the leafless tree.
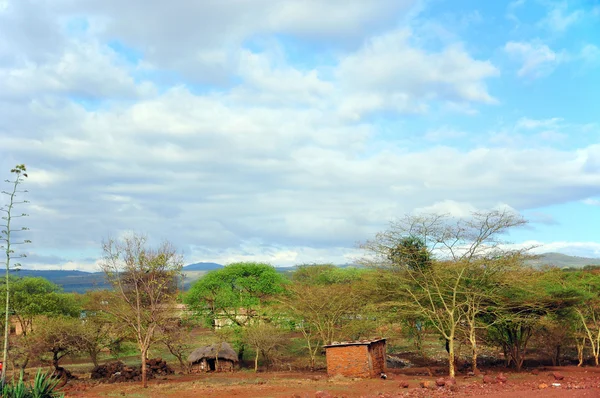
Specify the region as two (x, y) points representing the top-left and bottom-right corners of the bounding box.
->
(99, 234), (183, 387)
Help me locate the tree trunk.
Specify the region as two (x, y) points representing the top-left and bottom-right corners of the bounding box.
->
(553, 345), (561, 367)
(254, 349), (259, 372)
(577, 340), (585, 367)
(468, 327), (478, 372)
(448, 338), (456, 378)
(52, 350), (60, 371)
(238, 344), (245, 363)
(141, 349), (148, 388)
(594, 354), (599, 367)
(90, 350), (98, 368)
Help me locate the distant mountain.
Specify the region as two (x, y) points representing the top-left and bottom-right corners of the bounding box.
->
(528, 252), (600, 268)
(17, 253), (600, 293)
(13, 269), (110, 293)
(183, 262), (223, 271)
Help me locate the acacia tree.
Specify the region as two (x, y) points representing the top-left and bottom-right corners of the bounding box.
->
(243, 323), (286, 371)
(361, 210), (527, 378)
(100, 234), (183, 388)
(280, 265), (371, 369)
(185, 262), (286, 361)
(0, 164), (29, 385)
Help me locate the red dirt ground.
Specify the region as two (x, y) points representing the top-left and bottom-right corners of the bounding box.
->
(59, 366), (600, 398)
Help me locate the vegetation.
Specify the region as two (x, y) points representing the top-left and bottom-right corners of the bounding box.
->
(99, 234), (183, 388)
(2, 204), (600, 384)
(1, 165), (29, 385)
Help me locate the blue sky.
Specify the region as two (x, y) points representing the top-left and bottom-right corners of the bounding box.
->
(0, 0), (599, 270)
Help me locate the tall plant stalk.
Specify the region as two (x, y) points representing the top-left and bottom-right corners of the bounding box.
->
(0, 165), (29, 386)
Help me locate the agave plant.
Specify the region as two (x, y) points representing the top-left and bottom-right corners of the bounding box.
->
(2, 369), (64, 398)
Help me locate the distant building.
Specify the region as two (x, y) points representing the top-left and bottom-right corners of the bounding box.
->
(323, 338), (387, 378)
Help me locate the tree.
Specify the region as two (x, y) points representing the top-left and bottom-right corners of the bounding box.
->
(0, 277), (81, 336)
(0, 164), (29, 385)
(186, 262), (286, 327)
(100, 234), (183, 388)
(78, 291), (121, 367)
(30, 316), (84, 372)
(156, 317), (195, 373)
(185, 262), (286, 362)
(0, 276), (80, 371)
(361, 210), (528, 378)
(242, 323), (286, 372)
(280, 265), (371, 369)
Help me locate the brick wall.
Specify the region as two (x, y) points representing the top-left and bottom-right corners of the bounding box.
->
(326, 345), (371, 378)
(368, 340), (387, 376)
(325, 340), (387, 378)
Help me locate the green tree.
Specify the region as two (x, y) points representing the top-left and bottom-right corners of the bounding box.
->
(0, 277), (80, 336)
(185, 262), (286, 363)
(0, 277), (79, 371)
(30, 316), (84, 372)
(243, 323), (286, 372)
(361, 210), (528, 378)
(186, 262), (286, 327)
(100, 234), (183, 388)
(0, 164), (29, 385)
(280, 265), (373, 369)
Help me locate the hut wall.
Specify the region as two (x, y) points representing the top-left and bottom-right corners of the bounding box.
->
(325, 345), (370, 378)
(367, 340), (387, 376)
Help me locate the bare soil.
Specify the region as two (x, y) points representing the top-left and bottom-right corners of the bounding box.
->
(60, 366), (600, 397)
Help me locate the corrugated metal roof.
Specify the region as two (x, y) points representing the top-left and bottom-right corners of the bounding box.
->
(323, 338), (386, 348)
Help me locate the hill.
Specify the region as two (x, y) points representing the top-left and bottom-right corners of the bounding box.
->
(529, 252), (600, 268)
(183, 262), (223, 271)
(14, 253), (600, 292)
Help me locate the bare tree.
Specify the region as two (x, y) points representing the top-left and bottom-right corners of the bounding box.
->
(361, 210), (528, 378)
(0, 164), (29, 385)
(100, 234), (183, 387)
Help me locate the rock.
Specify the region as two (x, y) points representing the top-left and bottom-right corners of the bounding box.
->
(445, 378), (456, 387)
(539, 383), (548, 389)
(482, 375), (496, 384)
(552, 372), (564, 380)
(496, 373), (508, 383)
(398, 381), (409, 388)
(419, 381), (431, 389)
(531, 369), (539, 375)
(449, 384), (459, 392)
(315, 391), (333, 398)
(435, 377), (445, 387)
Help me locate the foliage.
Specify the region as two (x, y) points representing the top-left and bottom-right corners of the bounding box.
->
(100, 234), (183, 387)
(0, 277), (81, 336)
(2, 369), (63, 398)
(361, 210), (529, 377)
(1, 164), (30, 385)
(29, 316), (85, 371)
(242, 323), (286, 371)
(185, 262), (286, 328)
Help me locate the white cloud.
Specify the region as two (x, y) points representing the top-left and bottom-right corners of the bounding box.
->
(0, 0), (597, 270)
(504, 41), (564, 78)
(580, 44), (600, 67)
(516, 117), (563, 130)
(539, 3), (583, 32)
(336, 29), (498, 118)
(582, 198), (600, 206)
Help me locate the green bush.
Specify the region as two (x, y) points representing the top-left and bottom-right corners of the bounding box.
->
(2, 369), (64, 398)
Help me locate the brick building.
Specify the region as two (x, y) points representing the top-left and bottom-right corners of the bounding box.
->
(323, 338), (387, 378)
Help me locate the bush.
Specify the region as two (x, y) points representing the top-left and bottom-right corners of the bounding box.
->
(2, 369), (64, 398)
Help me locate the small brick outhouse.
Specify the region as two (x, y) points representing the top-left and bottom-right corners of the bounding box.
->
(323, 338), (387, 378)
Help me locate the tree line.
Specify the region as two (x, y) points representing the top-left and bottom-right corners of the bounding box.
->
(3, 164), (600, 386)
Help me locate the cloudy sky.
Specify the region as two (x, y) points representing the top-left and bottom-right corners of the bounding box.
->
(1, 0), (599, 271)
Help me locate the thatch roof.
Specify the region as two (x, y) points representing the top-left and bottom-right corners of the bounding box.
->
(188, 342), (239, 364)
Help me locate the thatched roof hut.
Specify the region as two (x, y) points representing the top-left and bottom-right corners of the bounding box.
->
(188, 342), (238, 372)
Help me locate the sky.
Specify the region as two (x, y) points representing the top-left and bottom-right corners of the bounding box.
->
(1, 0), (599, 271)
